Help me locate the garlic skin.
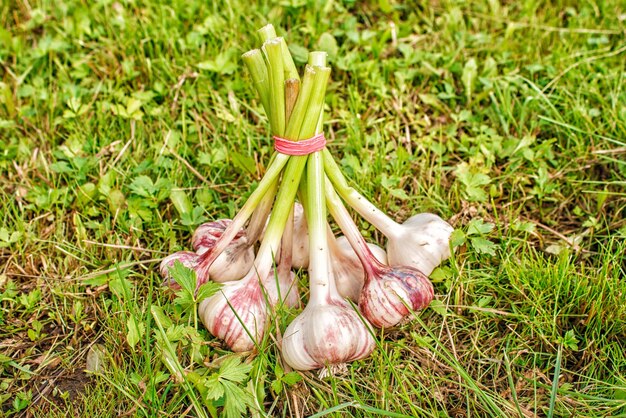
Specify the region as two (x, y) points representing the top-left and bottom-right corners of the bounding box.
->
(159, 251), (198, 280)
(204, 242), (255, 283)
(386, 213), (453, 276)
(332, 236), (387, 301)
(359, 266), (434, 328)
(259, 203), (309, 269)
(262, 269), (300, 308)
(191, 219), (246, 252)
(291, 202), (309, 269)
(281, 299), (375, 371)
(192, 220), (255, 283)
(198, 279), (267, 352)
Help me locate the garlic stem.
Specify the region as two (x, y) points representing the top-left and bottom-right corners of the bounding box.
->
(323, 149), (400, 239)
(307, 151), (332, 306)
(280, 38), (300, 81)
(199, 64), (329, 285)
(257, 23), (277, 43)
(279, 206), (294, 274)
(324, 177), (381, 277)
(264, 38), (286, 136)
(284, 78), (300, 124)
(284, 65), (315, 139)
(247, 177), (278, 244)
(256, 156), (307, 261)
(194, 153), (289, 287)
(242, 49), (270, 114)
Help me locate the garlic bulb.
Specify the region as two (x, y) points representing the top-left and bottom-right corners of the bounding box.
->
(324, 179), (434, 328)
(386, 213), (453, 276)
(331, 235), (387, 301)
(191, 219), (246, 253)
(262, 269), (299, 308)
(282, 153), (375, 371)
(324, 155), (453, 276)
(281, 295), (375, 371)
(192, 220), (255, 283)
(359, 265), (433, 328)
(336, 236), (387, 265)
(199, 184), (305, 351)
(198, 277), (266, 352)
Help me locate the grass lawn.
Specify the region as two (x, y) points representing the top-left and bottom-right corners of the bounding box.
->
(1, 0), (626, 416)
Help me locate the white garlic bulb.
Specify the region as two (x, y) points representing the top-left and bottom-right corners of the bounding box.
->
(386, 213), (453, 276)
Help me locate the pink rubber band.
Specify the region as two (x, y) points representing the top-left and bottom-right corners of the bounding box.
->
(273, 133), (327, 156)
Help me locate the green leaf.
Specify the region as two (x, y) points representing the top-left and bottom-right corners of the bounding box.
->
(107, 189), (126, 213)
(287, 44), (309, 64)
(219, 357), (252, 383)
(168, 261), (196, 295)
(197, 52), (237, 75)
(455, 163), (491, 202)
(196, 281), (220, 302)
(470, 237), (497, 256)
(467, 219), (494, 236)
(230, 152), (256, 175)
(126, 315), (145, 348)
(561, 329), (579, 351)
(150, 305), (173, 329)
(170, 189), (192, 216)
(282, 371), (302, 386)
(0, 228), (21, 248)
(222, 380), (252, 418)
(126, 97), (141, 117)
(203, 374), (224, 400)
(181, 206), (208, 227)
(165, 324), (188, 342)
(270, 379), (283, 394)
(449, 229), (466, 247)
(129, 175), (155, 197)
(109, 271), (133, 300)
(316, 33), (338, 60)
(50, 161), (74, 174)
(429, 299), (448, 316)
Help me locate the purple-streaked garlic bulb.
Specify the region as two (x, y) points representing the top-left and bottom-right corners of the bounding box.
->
(191, 220), (255, 282)
(198, 276), (266, 352)
(198, 194), (304, 351)
(359, 264), (433, 328)
(198, 263), (299, 353)
(325, 179), (434, 328)
(330, 235), (386, 302)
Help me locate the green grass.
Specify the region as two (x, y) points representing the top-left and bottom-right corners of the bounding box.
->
(1, 0), (626, 416)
